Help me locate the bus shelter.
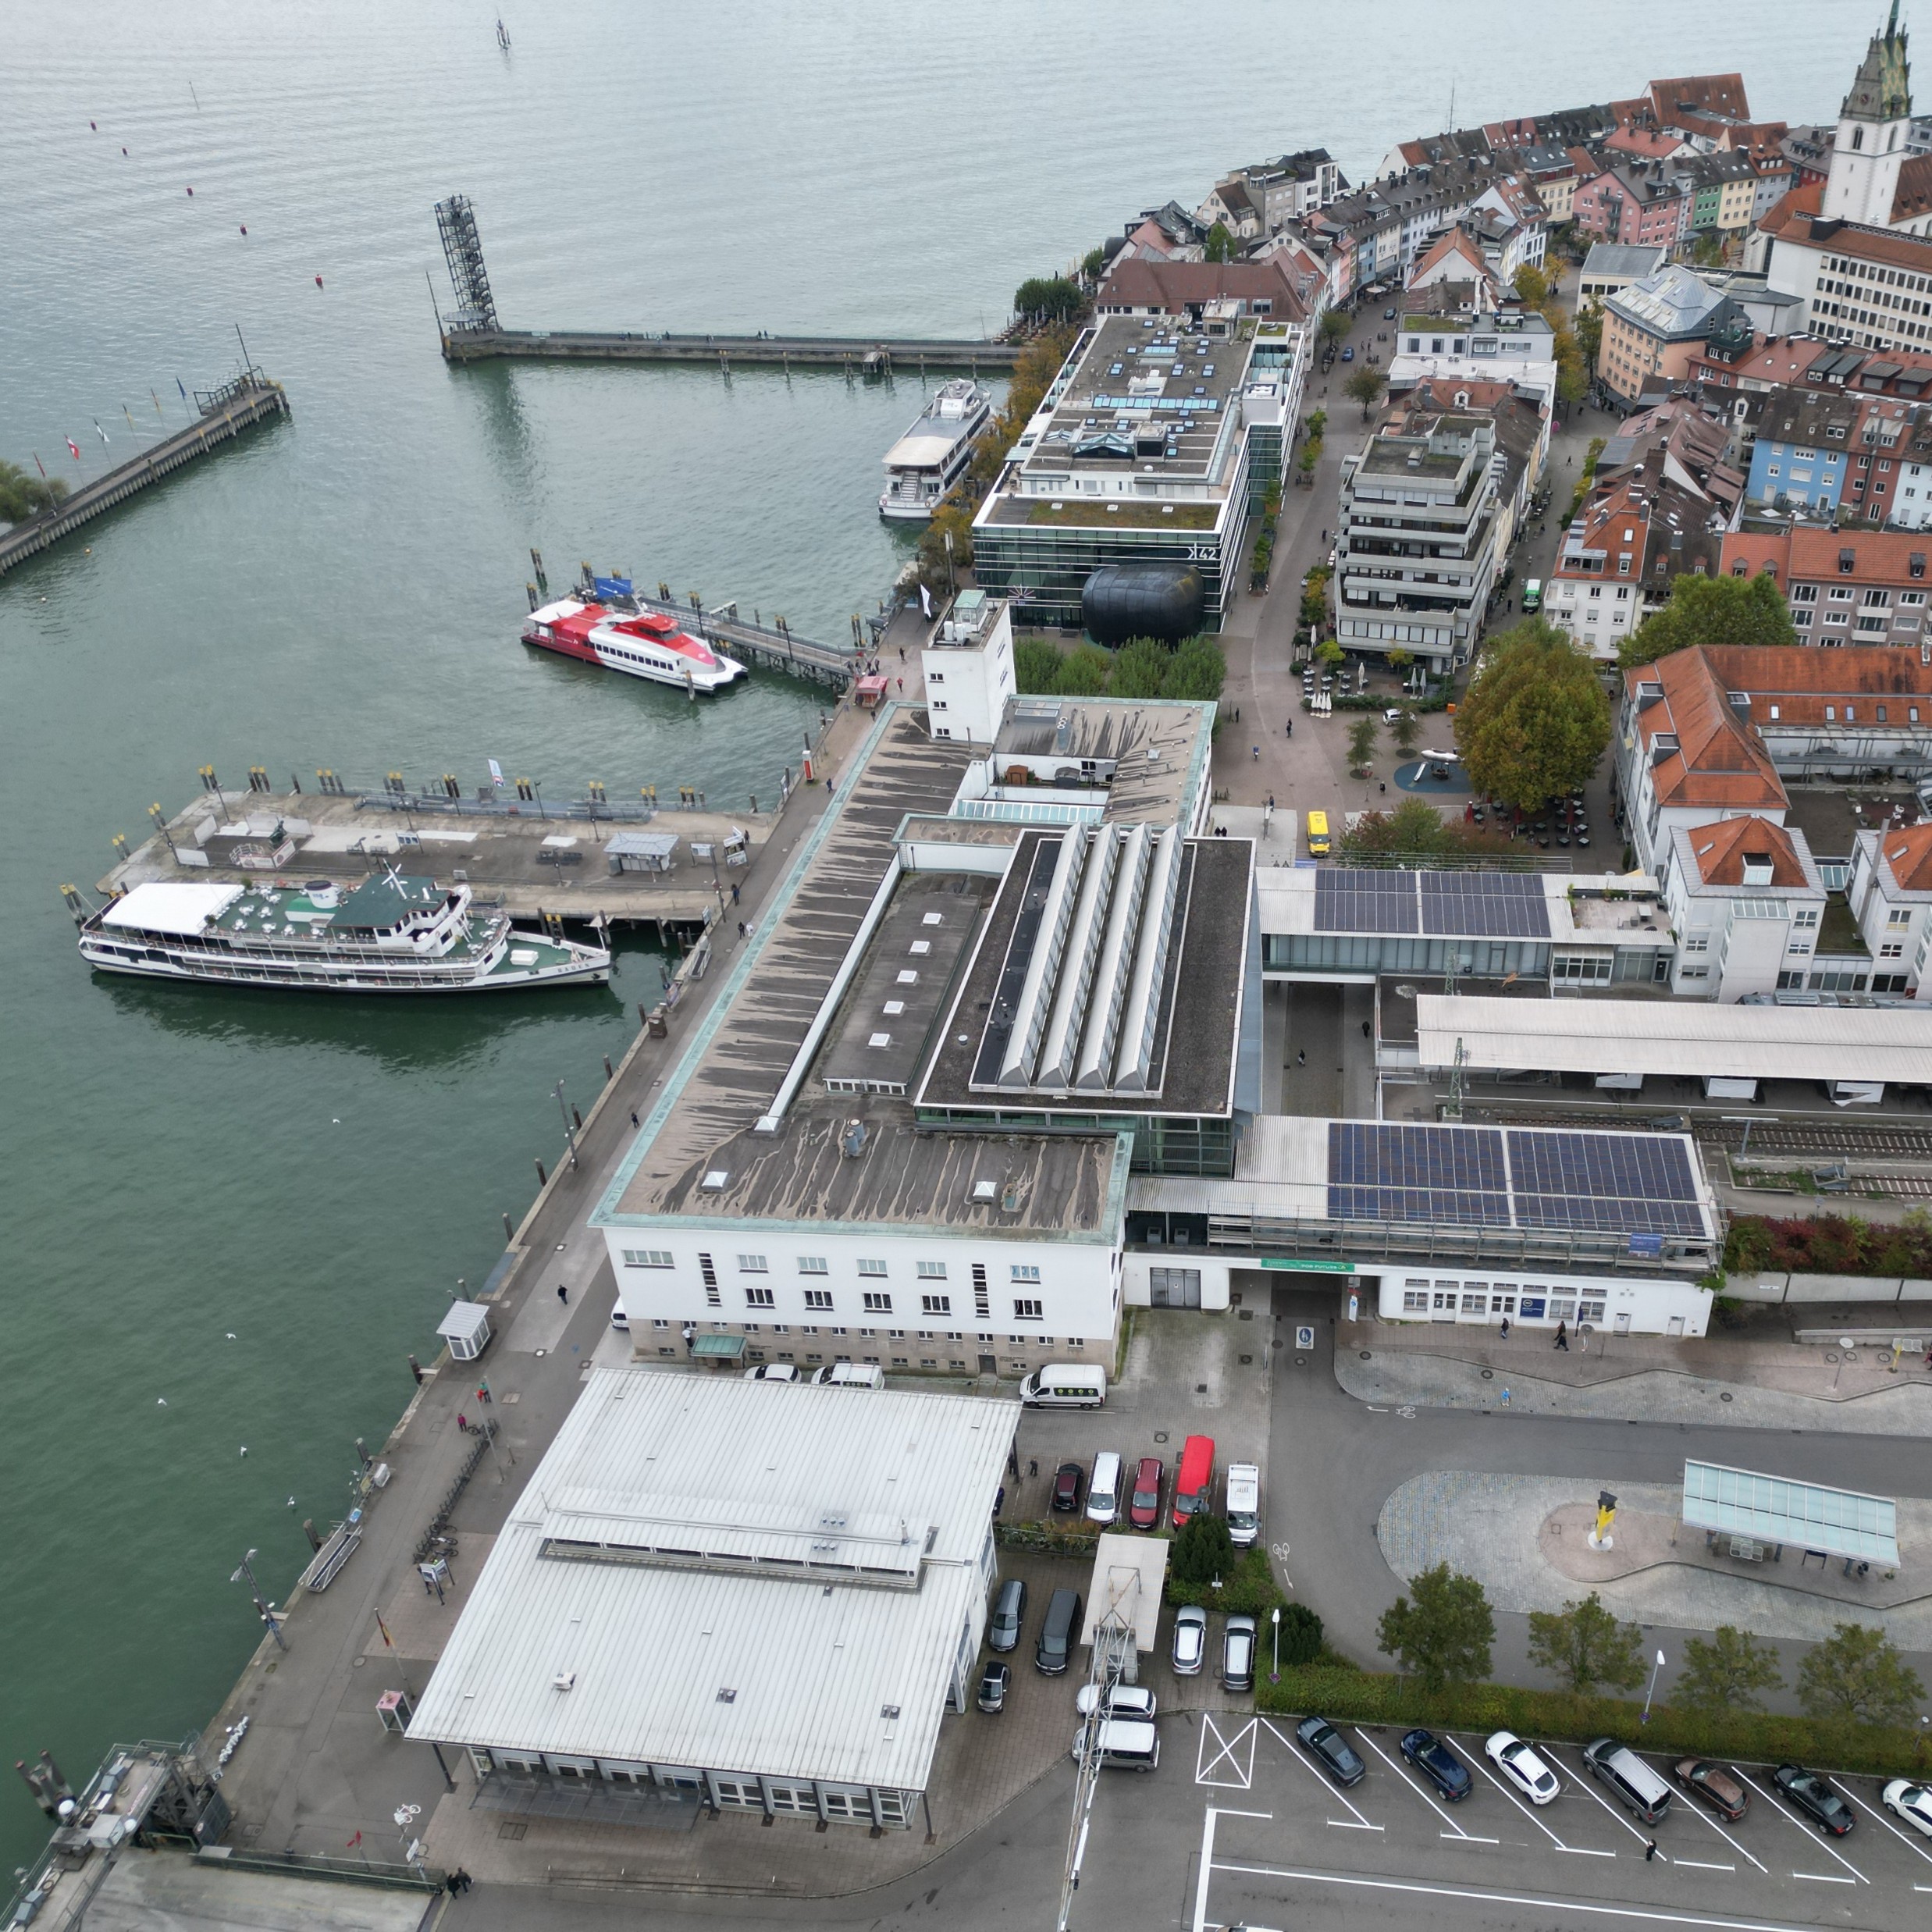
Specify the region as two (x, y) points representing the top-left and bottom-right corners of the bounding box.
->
(1681, 1460), (1898, 1571)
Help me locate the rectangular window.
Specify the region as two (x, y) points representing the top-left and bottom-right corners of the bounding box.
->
(621, 1248), (674, 1268)
(916, 1261), (947, 1279)
(863, 1291), (892, 1315)
(745, 1286), (775, 1308)
(798, 1257), (828, 1275)
(803, 1288), (833, 1311)
(1403, 1290), (1429, 1311)
(857, 1259), (888, 1278)
(737, 1255), (768, 1274)
(921, 1293), (952, 1316)
(1011, 1264), (1041, 1283)
(1891, 908), (1914, 927)
(1012, 1298), (1044, 1321)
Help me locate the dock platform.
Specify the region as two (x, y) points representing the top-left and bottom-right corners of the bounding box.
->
(443, 329), (1019, 373)
(96, 785), (785, 936)
(0, 373), (290, 579)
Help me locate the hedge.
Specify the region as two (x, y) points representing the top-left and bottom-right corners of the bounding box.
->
(1254, 1664), (1932, 1779)
(1725, 1210), (1932, 1279)
(1165, 1546), (1285, 1617)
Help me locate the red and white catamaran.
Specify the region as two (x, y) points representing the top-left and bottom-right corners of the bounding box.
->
(522, 575), (745, 692)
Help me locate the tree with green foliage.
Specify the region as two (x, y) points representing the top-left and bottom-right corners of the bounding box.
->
(1673, 1626), (1784, 1717)
(913, 500), (976, 596)
(1319, 309), (1351, 349)
(1573, 298), (1604, 372)
(1348, 713), (1379, 773)
(1454, 621), (1609, 813)
(1170, 1511), (1236, 1587)
(1013, 639), (1067, 694)
(1375, 1563), (1495, 1693)
(1108, 638), (1171, 699)
(1619, 571), (1798, 668)
(1550, 322), (1588, 407)
(1162, 635), (1226, 702)
(1344, 365), (1387, 418)
(1336, 797), (1471, 864)
(1392, 708), (1421, 757)
(0, 459), (68, 523)
(1797, 1622), (1927, 1728)
(1081, 244), (1108, 283)
(1053, 642), (1113, 696)
(1277, 1603), (1325, 1667)
(1306, 409), (1328, 439)
(1526, 1591), (1646, 1695)
(1013, 275), (1086, 326)
(1692, 230), (1727, 269)
(1512, 263), (1551, 308)
(1204, 221), (1237, 264)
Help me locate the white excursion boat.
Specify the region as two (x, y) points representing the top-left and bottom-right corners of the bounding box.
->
(522, 591), (745, 692)
(77, 875), (611, 993)
(878, 379), (991, 521)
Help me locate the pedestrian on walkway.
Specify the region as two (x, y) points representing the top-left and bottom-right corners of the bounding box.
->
(1554, 1318), (1568, 1350)
(1500, 1316), (1510, 1340)
(477, 1379), (492, 1404)
(1252, 745), (1260, 761)
(630, 1111), (639, 1129)
(1286, 718), (1293, 737)
(446, 1871), (461, 1897)
(1644, 1841), (1657, 1863)
(731, 881), (740, 904)
(457, 1411), (468, 1434)
(1297, 1048), (1307, 1066)
(557, 1283), (568, 1306)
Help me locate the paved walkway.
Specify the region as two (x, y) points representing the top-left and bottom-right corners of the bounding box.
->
(1379, 1471), (1932, 1645)
(1336, 1318), (1932, 1433)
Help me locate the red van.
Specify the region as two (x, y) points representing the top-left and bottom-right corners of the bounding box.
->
(1171, 1435), (1215, 1529)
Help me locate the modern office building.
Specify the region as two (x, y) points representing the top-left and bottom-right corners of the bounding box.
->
(971, 314), (1279, 633)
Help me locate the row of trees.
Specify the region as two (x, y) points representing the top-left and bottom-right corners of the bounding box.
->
(1379, 1563), (1927, 1727)
(1013, 635), (1226, 703)
(1510, 264), (1589, 407)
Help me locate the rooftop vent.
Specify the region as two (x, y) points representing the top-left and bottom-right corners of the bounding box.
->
(552, 1670), (577, 1692)
(881, 1703), (902, 1720)
(700, 1169), (730, 1191)
(973, 1179), (998, 1201)
(841, 1120), (869, 1158)
(717, 1688), (738, 1704)
(1001, 1179), (1022, 1214)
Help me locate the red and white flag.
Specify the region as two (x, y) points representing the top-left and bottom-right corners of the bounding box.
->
(66, 439), (80, 460)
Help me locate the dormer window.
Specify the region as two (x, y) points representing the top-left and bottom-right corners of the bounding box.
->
(1840, 549), (1857, 573)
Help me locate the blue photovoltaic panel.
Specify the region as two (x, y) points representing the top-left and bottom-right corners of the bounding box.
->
(1419, 870), (1551, 938)
(1314, 870), (1419, 934)
(1507, 1130), (1706, 1237)
(1328, 1122), (1508, 1225)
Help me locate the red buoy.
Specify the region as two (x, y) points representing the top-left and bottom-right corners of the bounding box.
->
(315, 275), (324, 289)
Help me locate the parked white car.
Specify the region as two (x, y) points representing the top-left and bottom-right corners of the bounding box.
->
(1884, 1778), (1932, 1836)
(1076, 1683), (1158, 1720)
(1171, 1603), (1207, 1676)
(742, 1362), (799, 1382)
(1486, 1730), (1560, 1805)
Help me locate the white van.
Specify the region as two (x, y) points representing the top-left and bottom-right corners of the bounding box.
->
(1225, 1462), (1261, 1546)
(811, 1361), (884, 1390)
(1019, 1364), (1107, 1409)
(1071, 1717), (1160, 1771)
(1086, 1452), (1123, 1525)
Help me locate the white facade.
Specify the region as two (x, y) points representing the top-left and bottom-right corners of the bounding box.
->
(1848, 824), (1932, 991)
(1386, 311), (1559, 411)
(1660, 824), (1825, 1002)
(1375, 1265), (1711, 1338)
(608, 1224), (1124, 1377)
(920, 591), (1015, 744)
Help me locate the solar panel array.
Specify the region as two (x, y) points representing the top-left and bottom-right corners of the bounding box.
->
(1327, 1123), (1708, 1240)
(1507, 1130), (1705, 1236)
(1313, 870), (1418, 934)
(1328, 1122), (1507, 1225)
(1419, 871), (1551, 938)
(1311, 870), (1551, 938)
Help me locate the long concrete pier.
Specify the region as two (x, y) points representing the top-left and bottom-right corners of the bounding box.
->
(0, 374), (290, 579)
(442, 326), (1020, 372)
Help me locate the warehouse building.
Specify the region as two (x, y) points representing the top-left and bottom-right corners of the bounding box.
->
(407, 1369), (1014, 1827)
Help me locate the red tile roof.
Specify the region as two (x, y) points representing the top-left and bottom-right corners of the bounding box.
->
(1717, 528), (1932, 588)
(1096, 255), (1310, 322)
(1880, 824), (1932, 892)
(1687, 815), (1807, 887)
(1622, 649), (1787, 810)
(1649, 73), (1751, 122)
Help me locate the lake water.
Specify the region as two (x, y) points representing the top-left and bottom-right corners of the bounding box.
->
(0, 0), (1858, 1872)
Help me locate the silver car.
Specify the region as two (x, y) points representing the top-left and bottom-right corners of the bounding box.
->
(1222, 1614), (1257, 1692)
(1171, 1603), (1207, 1675)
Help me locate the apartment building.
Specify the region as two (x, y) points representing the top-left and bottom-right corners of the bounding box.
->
(1720, 525), (1932, 644)
(1546, 475), (1726, 661)
(1848, 821), (1932, 991)
(1573, 160), (1690, 251)
(1658, 817), (1826, 1001)
(1599, 265), (1734, 406)
(1742, 388), (1859, 511)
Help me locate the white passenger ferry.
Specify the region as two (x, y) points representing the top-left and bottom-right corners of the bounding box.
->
(522, 595), (745, 692)
(878, 379), (992, 521)
(76, 874), (610, 992)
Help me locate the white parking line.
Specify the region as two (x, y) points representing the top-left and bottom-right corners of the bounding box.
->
(1258, 1718), (1382, 1831)
(1195, 1714), (1257, 1790)
(1669, 1783), (1768, 1875)
(1206, 1858), (1848, 1932)
(1731, 1769), (1867, 1884)
(1674, 1860), (1735, 1873)
(1550, 1748), (1667, 1856)
(1791, 1873), (1856, 1884)
(1352, 1729), (1495, 1842)
(1839, 1780), (1932, 1865)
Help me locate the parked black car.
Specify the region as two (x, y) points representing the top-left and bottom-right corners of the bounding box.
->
(1295, 1717), (1366, 1788)
(1400, 1728), (1471, 1802)
(1051, 1462), (1085, 1512)
(1774, 1763), (1855, 1835)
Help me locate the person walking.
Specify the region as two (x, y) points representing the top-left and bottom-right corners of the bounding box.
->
(456, 1412), (468, 1436)
(1644, 1841), (1657, 1863)
(1500, 1315), (1510, 1340)
(1252, 745), (1260, 761)
(1296, 1048), (1307, 1066)
(477, 1379), (492, 1404)
(630, 1111), (640, 1129)
(454, 1867), (472, 1892)
(1286, 718), (1293, 737)
(1554, 1318), (1568, 1351)
(557, 1283), (568, 1307)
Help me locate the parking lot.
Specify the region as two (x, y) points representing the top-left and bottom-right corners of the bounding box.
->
(1172, 1712), (1932, 1932)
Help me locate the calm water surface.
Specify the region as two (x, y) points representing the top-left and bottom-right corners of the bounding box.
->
(0, 0), (1854, 1871)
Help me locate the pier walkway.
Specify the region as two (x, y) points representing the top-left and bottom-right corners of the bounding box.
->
(0, 373), (290, 579)
(443, 328), (1019, 374)
(632, 588), (861, 688)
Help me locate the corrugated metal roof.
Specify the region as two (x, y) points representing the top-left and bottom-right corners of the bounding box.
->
(409, 1370), (1015, 1791)
(1681, 1460), (1898, 1564)
(1415, 994), (1932, 1083)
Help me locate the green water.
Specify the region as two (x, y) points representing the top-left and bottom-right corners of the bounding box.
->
(0, 0), (1852, 1873)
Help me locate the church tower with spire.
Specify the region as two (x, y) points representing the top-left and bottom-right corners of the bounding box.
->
(1823, 3), (1915, 226)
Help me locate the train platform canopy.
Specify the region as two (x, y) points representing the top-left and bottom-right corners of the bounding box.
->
(1681, 1460), (1899, 1566)
(1414, 993), (1932, 1086)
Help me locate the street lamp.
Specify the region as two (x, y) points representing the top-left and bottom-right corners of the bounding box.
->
(1270, 1604), (1281, 1685)
(1641, 1648), (1667, 1725)
(231, 1547), (287, 1651)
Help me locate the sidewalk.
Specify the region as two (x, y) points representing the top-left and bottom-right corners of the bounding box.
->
(1336, 1315), (1932, 1433)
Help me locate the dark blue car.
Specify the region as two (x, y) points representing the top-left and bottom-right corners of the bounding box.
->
(1400, 1727), (1471, 1802)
